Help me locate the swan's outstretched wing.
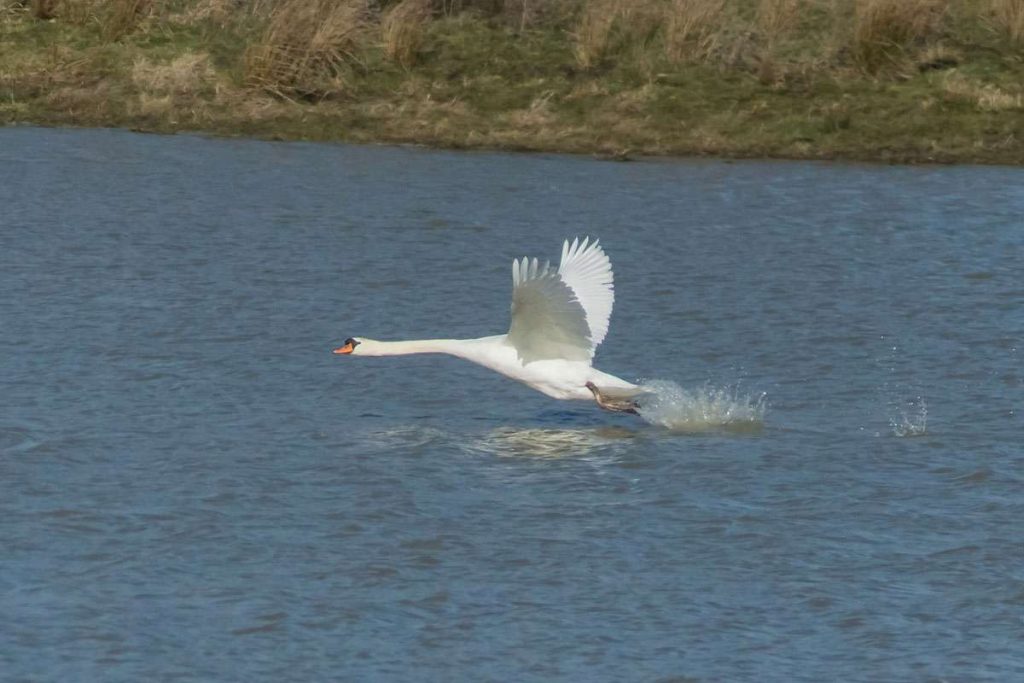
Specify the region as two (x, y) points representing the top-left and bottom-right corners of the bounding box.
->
(508, 257), (592, 363)
(558, 237), (614, 349)
(507, 237), (615, 364)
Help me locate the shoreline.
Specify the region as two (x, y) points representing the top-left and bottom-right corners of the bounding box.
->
(3, 2), (1023, 166)
(10, 119), (1024, 168)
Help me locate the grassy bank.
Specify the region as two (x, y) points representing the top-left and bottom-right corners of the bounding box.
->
(2, 0), (1024, 163)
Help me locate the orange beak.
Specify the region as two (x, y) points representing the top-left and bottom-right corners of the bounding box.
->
(333, 342), (355, 355)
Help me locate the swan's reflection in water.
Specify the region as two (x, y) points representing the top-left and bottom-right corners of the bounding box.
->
(354, 422), (646, 461)
(464, 425), (639, 459)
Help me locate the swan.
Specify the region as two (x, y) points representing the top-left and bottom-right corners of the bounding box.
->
(334, 237), (643, 414)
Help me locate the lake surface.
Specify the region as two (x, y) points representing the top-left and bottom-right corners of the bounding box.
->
(1, 127), (1022, 682)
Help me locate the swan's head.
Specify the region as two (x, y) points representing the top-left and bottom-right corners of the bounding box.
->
(333, 337), (364, 355)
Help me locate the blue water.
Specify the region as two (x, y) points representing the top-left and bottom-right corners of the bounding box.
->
(1, 127), (1022, 681)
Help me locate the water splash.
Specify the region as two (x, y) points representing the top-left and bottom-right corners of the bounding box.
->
(890, 397), (927, 437)
(635, 380), (766, 433)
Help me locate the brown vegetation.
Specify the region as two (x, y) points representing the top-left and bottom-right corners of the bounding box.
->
(1, 0), (1023, 163)
(852, 0), (946, 73)
(572, 0), (619, 69)
(244, 0), (373, 98)
(665, 0), (727, 63)
(382, 0), (432, 67)
(992, 0), (1024, 43)
(756, 0), (800, 43)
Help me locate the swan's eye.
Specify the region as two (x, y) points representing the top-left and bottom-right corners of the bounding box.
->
(345, 337), (360, 347)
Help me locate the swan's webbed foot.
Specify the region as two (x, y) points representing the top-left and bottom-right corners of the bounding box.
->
(586, 382), (641, 415)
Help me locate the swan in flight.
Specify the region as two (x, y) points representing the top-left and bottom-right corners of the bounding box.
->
(334, 237), (643, 413)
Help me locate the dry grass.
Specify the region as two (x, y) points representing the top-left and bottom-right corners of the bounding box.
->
(612, 84), (656, 115)
(503, 90), (556, 128)
(382, 0), (432, 67)
(136, 92), (173, 118)
(572, 0), (620, 69)
(132, 52), (216, 97)
(56, 0), (95, 24)
(3, 0), (1024, 163)
(572, 0), (662, 78)
(916, 42), (961, 70)
(571, 0), (664, 70)
(756, 0), (800, 43)
(48, 0), (150, 36)
(992, 0), (1024, 43)
(31, 0), (57, 19)
(45, 79), (118, 118)
(976, 85), (1024, 110)
(665, 0), (726, 63)
(852, 0), (946, 73)
(111, 0), (153, 39)
(245, 0), (372, 99)
(169, 0), (237, 26)
(105, 0), (150, 39)
(943, 71), (1023, 110)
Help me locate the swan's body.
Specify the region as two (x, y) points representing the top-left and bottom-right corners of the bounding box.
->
(335, 237), (642, 412)
(343, 335), (635, 401)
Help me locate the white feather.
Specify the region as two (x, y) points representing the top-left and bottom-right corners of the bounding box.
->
(508, 255), (591, 363)
(343, 237), (636, 404)
(506, 236), (615, 364)
(558, 236), (614, 349)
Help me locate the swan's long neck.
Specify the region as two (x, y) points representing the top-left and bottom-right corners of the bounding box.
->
(357, 338), (490, 359)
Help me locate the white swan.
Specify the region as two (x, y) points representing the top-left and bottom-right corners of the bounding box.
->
(334, 237), (643, 413)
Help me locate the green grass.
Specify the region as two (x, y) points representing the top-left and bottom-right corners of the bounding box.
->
(2, 0), (1023, 163)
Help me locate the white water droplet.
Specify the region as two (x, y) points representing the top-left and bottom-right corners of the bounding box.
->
(890, 397), (927, 437)
(635, 380), (766, 433)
